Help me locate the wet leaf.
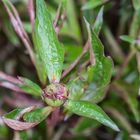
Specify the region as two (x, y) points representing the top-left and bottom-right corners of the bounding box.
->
(34, 54), (48, 85)
(33, 0), (64, 83)
(84, 19), (113, 103)
(67, 78), (85, 100)
(64, 99), (119, 131)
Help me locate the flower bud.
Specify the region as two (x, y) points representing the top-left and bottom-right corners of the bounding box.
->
(42, 83), (68, 106)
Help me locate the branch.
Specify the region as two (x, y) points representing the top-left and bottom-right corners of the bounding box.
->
(61, 42), (89, 79)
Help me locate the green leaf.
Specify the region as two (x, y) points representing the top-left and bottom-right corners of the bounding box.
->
(93, 6), (104, 35)
(2, 106), (38, 131)
(23, 107), (53, 122)
(4, 108), (23, 119)
(0, 72), (42, 97)
(64, 99), (119, 131)
(33, 0), (64, 83)
(120, 35), (135, 44)
(84, 19), (113, 103)
(18, 77), (42, 97)
(34, 54), (48, 85)
(82, 0), (108, 10)
(3, 106), (52, 131)
(67, 78), (85, 100)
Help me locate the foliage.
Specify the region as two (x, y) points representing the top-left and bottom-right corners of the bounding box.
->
(0, 0), (139, 139)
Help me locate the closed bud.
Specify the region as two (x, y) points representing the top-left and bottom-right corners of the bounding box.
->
(42, 83), (68, 106)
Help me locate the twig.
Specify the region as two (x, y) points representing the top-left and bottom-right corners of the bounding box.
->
(52, 125), (67, 140)
(61, 42), (89, 79)
(89, 41), (95, 65)
(53, 2), (62, 28)
(0, 82), (23, 93)
(0, 71), (21, 84)
(78, 59), (90, 72)
(13, 131), (20, 140)
(2, 0), (35, 65)
(136, 52), (140, 73)
(3, 95), (43, 108)
(7, 0), (30, 43)
(55, 11), (66, 35)
(0, 71), (24, 93)
(28, 0), (35, 30)
(53, 0), (66, 35)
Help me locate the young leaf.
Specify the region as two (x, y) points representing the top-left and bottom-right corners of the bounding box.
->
(23, 106), (53, 122)
(84, 19), (113, 103)
(82, 0), (108, 10)
(93, 6), (104, 35)
(18, 76), (42, 97)
(64, 99), (119, 131)
(33, 0), (64, 83)
(67, 78), (85, 100)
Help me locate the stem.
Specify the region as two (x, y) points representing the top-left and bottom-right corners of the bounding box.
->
(53, 2), (62, 28)
(28, 0), (35, 30)
(136, 52), (140, 73)
(52, 125), (67, 140)
(115, 49), (136, 80)
(2, 0), (35, 65)
(78, 59), (90, 72)
(61, 42), (89, 79)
